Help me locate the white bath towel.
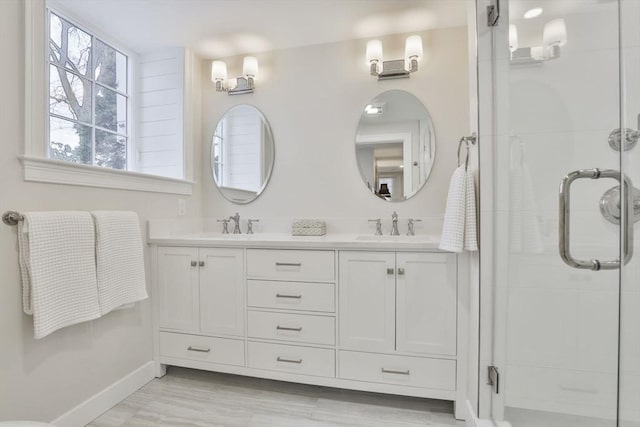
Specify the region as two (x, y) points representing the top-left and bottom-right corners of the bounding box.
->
(92, 211), (148, 315)
(18, 212), (101, 339)
(439, 166), (478, 252)
(509, 163), (544, 253)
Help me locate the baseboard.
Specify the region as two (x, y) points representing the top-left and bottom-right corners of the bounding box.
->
(52, 361), (155, 427)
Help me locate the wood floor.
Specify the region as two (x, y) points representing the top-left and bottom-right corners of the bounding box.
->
(89, 367), (466, 427)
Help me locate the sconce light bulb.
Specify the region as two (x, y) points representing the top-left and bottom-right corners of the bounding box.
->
(243, 56), (259, 78)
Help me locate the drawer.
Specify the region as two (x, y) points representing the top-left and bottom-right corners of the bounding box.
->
(159, 332), (244, 366)
(247, 249), (335, 282)
(248, 341), (335, 377)
(248, 280), (335, 312)
(339, 351), (455, 390)
(248, 310), (335, 345)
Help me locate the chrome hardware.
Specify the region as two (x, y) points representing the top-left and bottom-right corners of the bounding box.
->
(381, 368), (410, 375)
(487, 0), (500, 26)
(407, 218), (421, 236)
(600, 185), (640, 225)
(559, 168), (634, 270)
(276, 294), (302, 299)
(190, 261), (197, 267)
(397, 268), (405, 276)
(276, 325), (303, 332)
(199, 261), (205, 267)
(559, 385), (598, 394)
(458, 133), (477, 171)
(488, 366), (500, 394)
(217, 218), (230, 234)
(387, 268), (395, 275)
(608, 128), (640, 152)
(391, 211), (399, 235)
(2, 211), (23, 226)
(275, 262), (302, 267)
(247, 219), (259, 234)
(277, 357), (303, 364)
(368, 218), (383, 236)
(230, 212), (241, 234)
(187, 346), (211, 353)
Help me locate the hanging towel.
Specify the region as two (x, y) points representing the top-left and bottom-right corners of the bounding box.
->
(439, 166), (478, 252)
(92, 211), (148, 315)
(18, 212), (101, 339)
(509, 162), (544, 253)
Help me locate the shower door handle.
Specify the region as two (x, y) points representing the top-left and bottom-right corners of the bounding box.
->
(559, 168), (633, 270)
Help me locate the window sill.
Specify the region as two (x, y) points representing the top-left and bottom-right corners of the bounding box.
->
(20, 156), (195, 195)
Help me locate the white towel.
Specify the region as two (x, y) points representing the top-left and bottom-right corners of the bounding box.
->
(509, 163), (543, 253)
(439, 166), (478, 252)
(92, 211), (148, 315)
(18, 212), (101, 339)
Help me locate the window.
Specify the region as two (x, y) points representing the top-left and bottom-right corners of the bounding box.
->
(48, 11), (129, 170)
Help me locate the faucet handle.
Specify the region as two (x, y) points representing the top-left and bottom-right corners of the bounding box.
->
(247, 219), (259, 234)
(368, 219), (383, 236)
(217, 218), (230, 234)
(406, 218), (422, 236)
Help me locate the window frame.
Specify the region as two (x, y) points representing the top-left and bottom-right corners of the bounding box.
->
(22, 0), (193, 195)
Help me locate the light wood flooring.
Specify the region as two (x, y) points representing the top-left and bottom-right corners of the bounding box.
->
(89, 367), (466, 427)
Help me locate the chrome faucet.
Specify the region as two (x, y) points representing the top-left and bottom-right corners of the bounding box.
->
(230, 212), (241, 234)
(390, 211), (399, 235)
(407, 218), (422, 236)
(247, 219), (259, 234)
(217, 218), (230, 234)
(368, 218), (383, 236)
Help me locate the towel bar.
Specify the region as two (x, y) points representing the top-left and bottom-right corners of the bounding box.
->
(2, 211), (24, 226)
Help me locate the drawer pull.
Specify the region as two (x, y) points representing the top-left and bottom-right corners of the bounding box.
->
(277, 356), (303, 364)
(381, 368), (410, 375)
(276, 293), (303, 299)
(187, 346), (211, 353)
(559, 385), (598, 394)
(387, 268), (395, 275)
(276, 325), (303, 332)
(190, 261), (197, 267)
(199, 261), (205, 267)
(275, 262), (302, 267)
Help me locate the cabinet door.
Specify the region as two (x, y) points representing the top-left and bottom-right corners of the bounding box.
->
(199, 248), (245, 337)
(339, 251), (395, 352)
(396, 252), (457, 355)
(158, 247), (199, 332)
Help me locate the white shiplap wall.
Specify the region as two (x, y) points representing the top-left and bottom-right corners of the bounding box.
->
(137, 48), (184, 178)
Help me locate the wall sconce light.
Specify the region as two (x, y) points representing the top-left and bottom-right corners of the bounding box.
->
(211, 56), (259, 95)
(510, 18), (567, 65)
(366, 35), (423, 80)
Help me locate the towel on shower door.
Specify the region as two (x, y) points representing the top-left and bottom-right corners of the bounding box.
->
(18, 212), (101, 339)
(509, 162), (544, 254)
(92, 211), (148, 315)
(439, 166), (478, 252)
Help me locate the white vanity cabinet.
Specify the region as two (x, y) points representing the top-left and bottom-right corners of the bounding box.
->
(151, 239), (466, 419)
(338, 251), (458, 391)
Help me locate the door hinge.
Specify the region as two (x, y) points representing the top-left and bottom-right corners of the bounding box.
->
(487, 0), (500, 27)
(488, 365), (500, 394)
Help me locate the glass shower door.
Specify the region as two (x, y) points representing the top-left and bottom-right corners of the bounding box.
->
(481, 0), (639, 426)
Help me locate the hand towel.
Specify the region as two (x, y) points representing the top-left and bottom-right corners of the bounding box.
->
(509, 163), (544, 253)
(18, 212), (101, 339)
(439, 166), (478, 252)
(92, 211), (148, 315)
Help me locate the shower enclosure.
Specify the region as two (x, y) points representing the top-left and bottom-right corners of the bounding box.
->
(477, 0), (640, 426)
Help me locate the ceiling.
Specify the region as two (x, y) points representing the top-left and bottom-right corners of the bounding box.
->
(54, 0), (469, 58)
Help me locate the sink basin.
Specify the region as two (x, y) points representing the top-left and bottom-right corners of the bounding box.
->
(355, 235), (438, 243)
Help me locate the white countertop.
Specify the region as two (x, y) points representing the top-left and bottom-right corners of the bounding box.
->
(147, 232), (446, 251)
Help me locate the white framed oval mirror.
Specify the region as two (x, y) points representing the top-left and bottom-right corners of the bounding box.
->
(210, 104), (275, 204)
(355, 90), (436, 202)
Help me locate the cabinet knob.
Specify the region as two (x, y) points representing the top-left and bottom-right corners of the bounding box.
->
(190, 261), (197, 267)
(397, 268), (405, 276)
(387, 268), (395, 275)
(199, 261), (205, 267)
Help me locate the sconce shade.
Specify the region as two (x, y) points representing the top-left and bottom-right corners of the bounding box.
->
(243, 56), (259, 77)
(509, 25), (518, 52)
(366, 40), (383, 64)
(211, 61), (227, 81)
(543, 18), (567, 47)
(405, 35), (423, 60)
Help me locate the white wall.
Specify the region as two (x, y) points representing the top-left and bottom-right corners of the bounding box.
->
(201, 27), (470, 233)
(0, 0), (202, 422)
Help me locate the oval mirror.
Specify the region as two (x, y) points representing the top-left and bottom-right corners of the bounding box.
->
(355, 90), (436, 202)
(211, 105), (275, 204)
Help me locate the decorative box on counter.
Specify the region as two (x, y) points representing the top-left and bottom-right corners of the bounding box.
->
(292, 219), (326, 236)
